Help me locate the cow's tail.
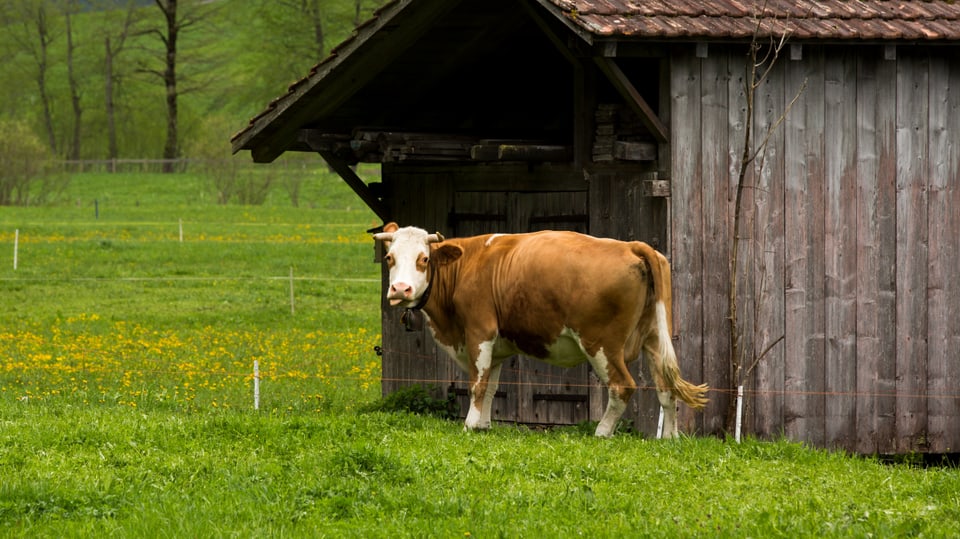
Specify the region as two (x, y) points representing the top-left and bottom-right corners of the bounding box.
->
(633, 242), (709, 410)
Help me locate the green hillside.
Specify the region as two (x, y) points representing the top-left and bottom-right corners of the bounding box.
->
(0, 0), (386, 161)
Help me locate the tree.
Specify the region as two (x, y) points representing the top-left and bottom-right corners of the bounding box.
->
(254, 0), (388, 84)
(141, 0), (220, 172)
(64, 0), (83, 161)
(725, 15), (806, 434)
(103, 1), (143, 162)
(5, 1), (60, 155)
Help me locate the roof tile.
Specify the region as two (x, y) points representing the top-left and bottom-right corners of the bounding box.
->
(548, 0), (960, 40)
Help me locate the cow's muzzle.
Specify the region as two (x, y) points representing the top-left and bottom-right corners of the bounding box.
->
(387, 282), (416, 306)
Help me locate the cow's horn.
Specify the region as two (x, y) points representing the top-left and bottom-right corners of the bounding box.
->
(372, 232), (394, 242)
(426, 232), (444, 243)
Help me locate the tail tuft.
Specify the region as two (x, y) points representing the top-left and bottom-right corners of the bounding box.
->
(673, 380), (709, 410)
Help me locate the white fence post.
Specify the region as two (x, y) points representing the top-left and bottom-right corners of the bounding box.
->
(13, 229), (19, 270)
(735, 385), (744, 443)
(289, 267), (296, 315)
(253, 360), (260, 411)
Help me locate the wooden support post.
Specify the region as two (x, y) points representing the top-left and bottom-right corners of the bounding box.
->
(317, 150), (388, 221)
(594, 57), (670, 143)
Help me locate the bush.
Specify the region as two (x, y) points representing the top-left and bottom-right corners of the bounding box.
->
(362, 385), (459, 420)
(189, 114), (273, 205)
(0, 120), (56, 206)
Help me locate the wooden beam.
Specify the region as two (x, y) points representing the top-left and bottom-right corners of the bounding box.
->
(317, 150), (388, 221)
(641, 179), (671, 198)
(593, 57), (670, 143)
(470, 142), (572, 162)
(696, 42), (709, 58)
(790, 43), (803, 61)
(884, 44), (897, 61)
(613, 140), (657, 161)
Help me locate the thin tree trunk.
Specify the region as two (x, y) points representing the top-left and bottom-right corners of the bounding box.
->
(160, 0), (179, 173)
(105, 36), (119, 162)
(726, 49), (754, 434)
(103, 5), (139, 163)
(65, 2), (82, 161)
(34, 5), (57, 155)
(310, 0), (325, 60)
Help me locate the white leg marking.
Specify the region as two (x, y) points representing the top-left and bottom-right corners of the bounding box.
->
(465, 340), (495, 431)
(658, 390), (679, 439)
(465, 404), (483, 431)
(585, 348), (610, 384)
(586, 348), (626, 437)
(479, 363), (503, 429)
(596, 392), (627, 438)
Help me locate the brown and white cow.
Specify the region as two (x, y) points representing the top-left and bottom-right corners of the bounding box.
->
(373, 222), (707, 437)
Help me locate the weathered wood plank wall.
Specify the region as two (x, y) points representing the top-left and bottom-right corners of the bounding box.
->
(927, 55), (960, 454)
(670, 48), (707, 435)
(671, 44), (960, 454)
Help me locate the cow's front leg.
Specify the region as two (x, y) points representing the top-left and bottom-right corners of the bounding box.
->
(464, 340), (498, 431)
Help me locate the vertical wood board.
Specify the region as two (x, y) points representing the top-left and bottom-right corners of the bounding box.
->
(782, 49), (827, 448)
(854, 53), (899, 454)
(823, 50), (859, 449)
(669, 49), (708, 434)
(925, 55), (960, 453)
(750, 57), (787, 439)
(895, 53), (930, 453)
(700, 50), (733, 434)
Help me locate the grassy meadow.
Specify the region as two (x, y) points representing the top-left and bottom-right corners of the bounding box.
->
(2, 169), (960, 537)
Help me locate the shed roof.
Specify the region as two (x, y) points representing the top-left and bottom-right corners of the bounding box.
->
(547, 0), (960, 41)
(232, 0), (960, 160)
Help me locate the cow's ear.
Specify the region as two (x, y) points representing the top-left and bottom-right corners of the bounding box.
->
(383, 222), (399, 233)
(432, 243), (463, 266)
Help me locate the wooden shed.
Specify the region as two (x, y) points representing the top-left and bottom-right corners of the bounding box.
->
(233, 0), (960, 454)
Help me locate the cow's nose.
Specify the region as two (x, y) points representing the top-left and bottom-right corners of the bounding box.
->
(390, 282), (413, 297)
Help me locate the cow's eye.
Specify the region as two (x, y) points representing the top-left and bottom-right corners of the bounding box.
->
(384, 254), (394, 265)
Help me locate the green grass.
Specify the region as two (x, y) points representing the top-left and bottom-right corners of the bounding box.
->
(1, 172), (959, 537)
(3, 406), (959, 537)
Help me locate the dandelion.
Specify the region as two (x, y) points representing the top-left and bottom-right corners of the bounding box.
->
(0, 315), (381, 410)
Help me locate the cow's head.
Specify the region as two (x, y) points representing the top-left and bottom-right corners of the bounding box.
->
(372, 223), (461, 308)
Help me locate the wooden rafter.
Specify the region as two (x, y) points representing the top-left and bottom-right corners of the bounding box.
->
(594, 56), (670, 143)
(316, 149), (388, 221)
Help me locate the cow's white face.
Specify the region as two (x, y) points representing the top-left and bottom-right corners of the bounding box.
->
(373, 224), (443, 307)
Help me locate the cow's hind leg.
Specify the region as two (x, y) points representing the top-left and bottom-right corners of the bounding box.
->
(644, 342), (679, 438)
(587, 350), (636, 438)
(656, 388), (679, 439)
